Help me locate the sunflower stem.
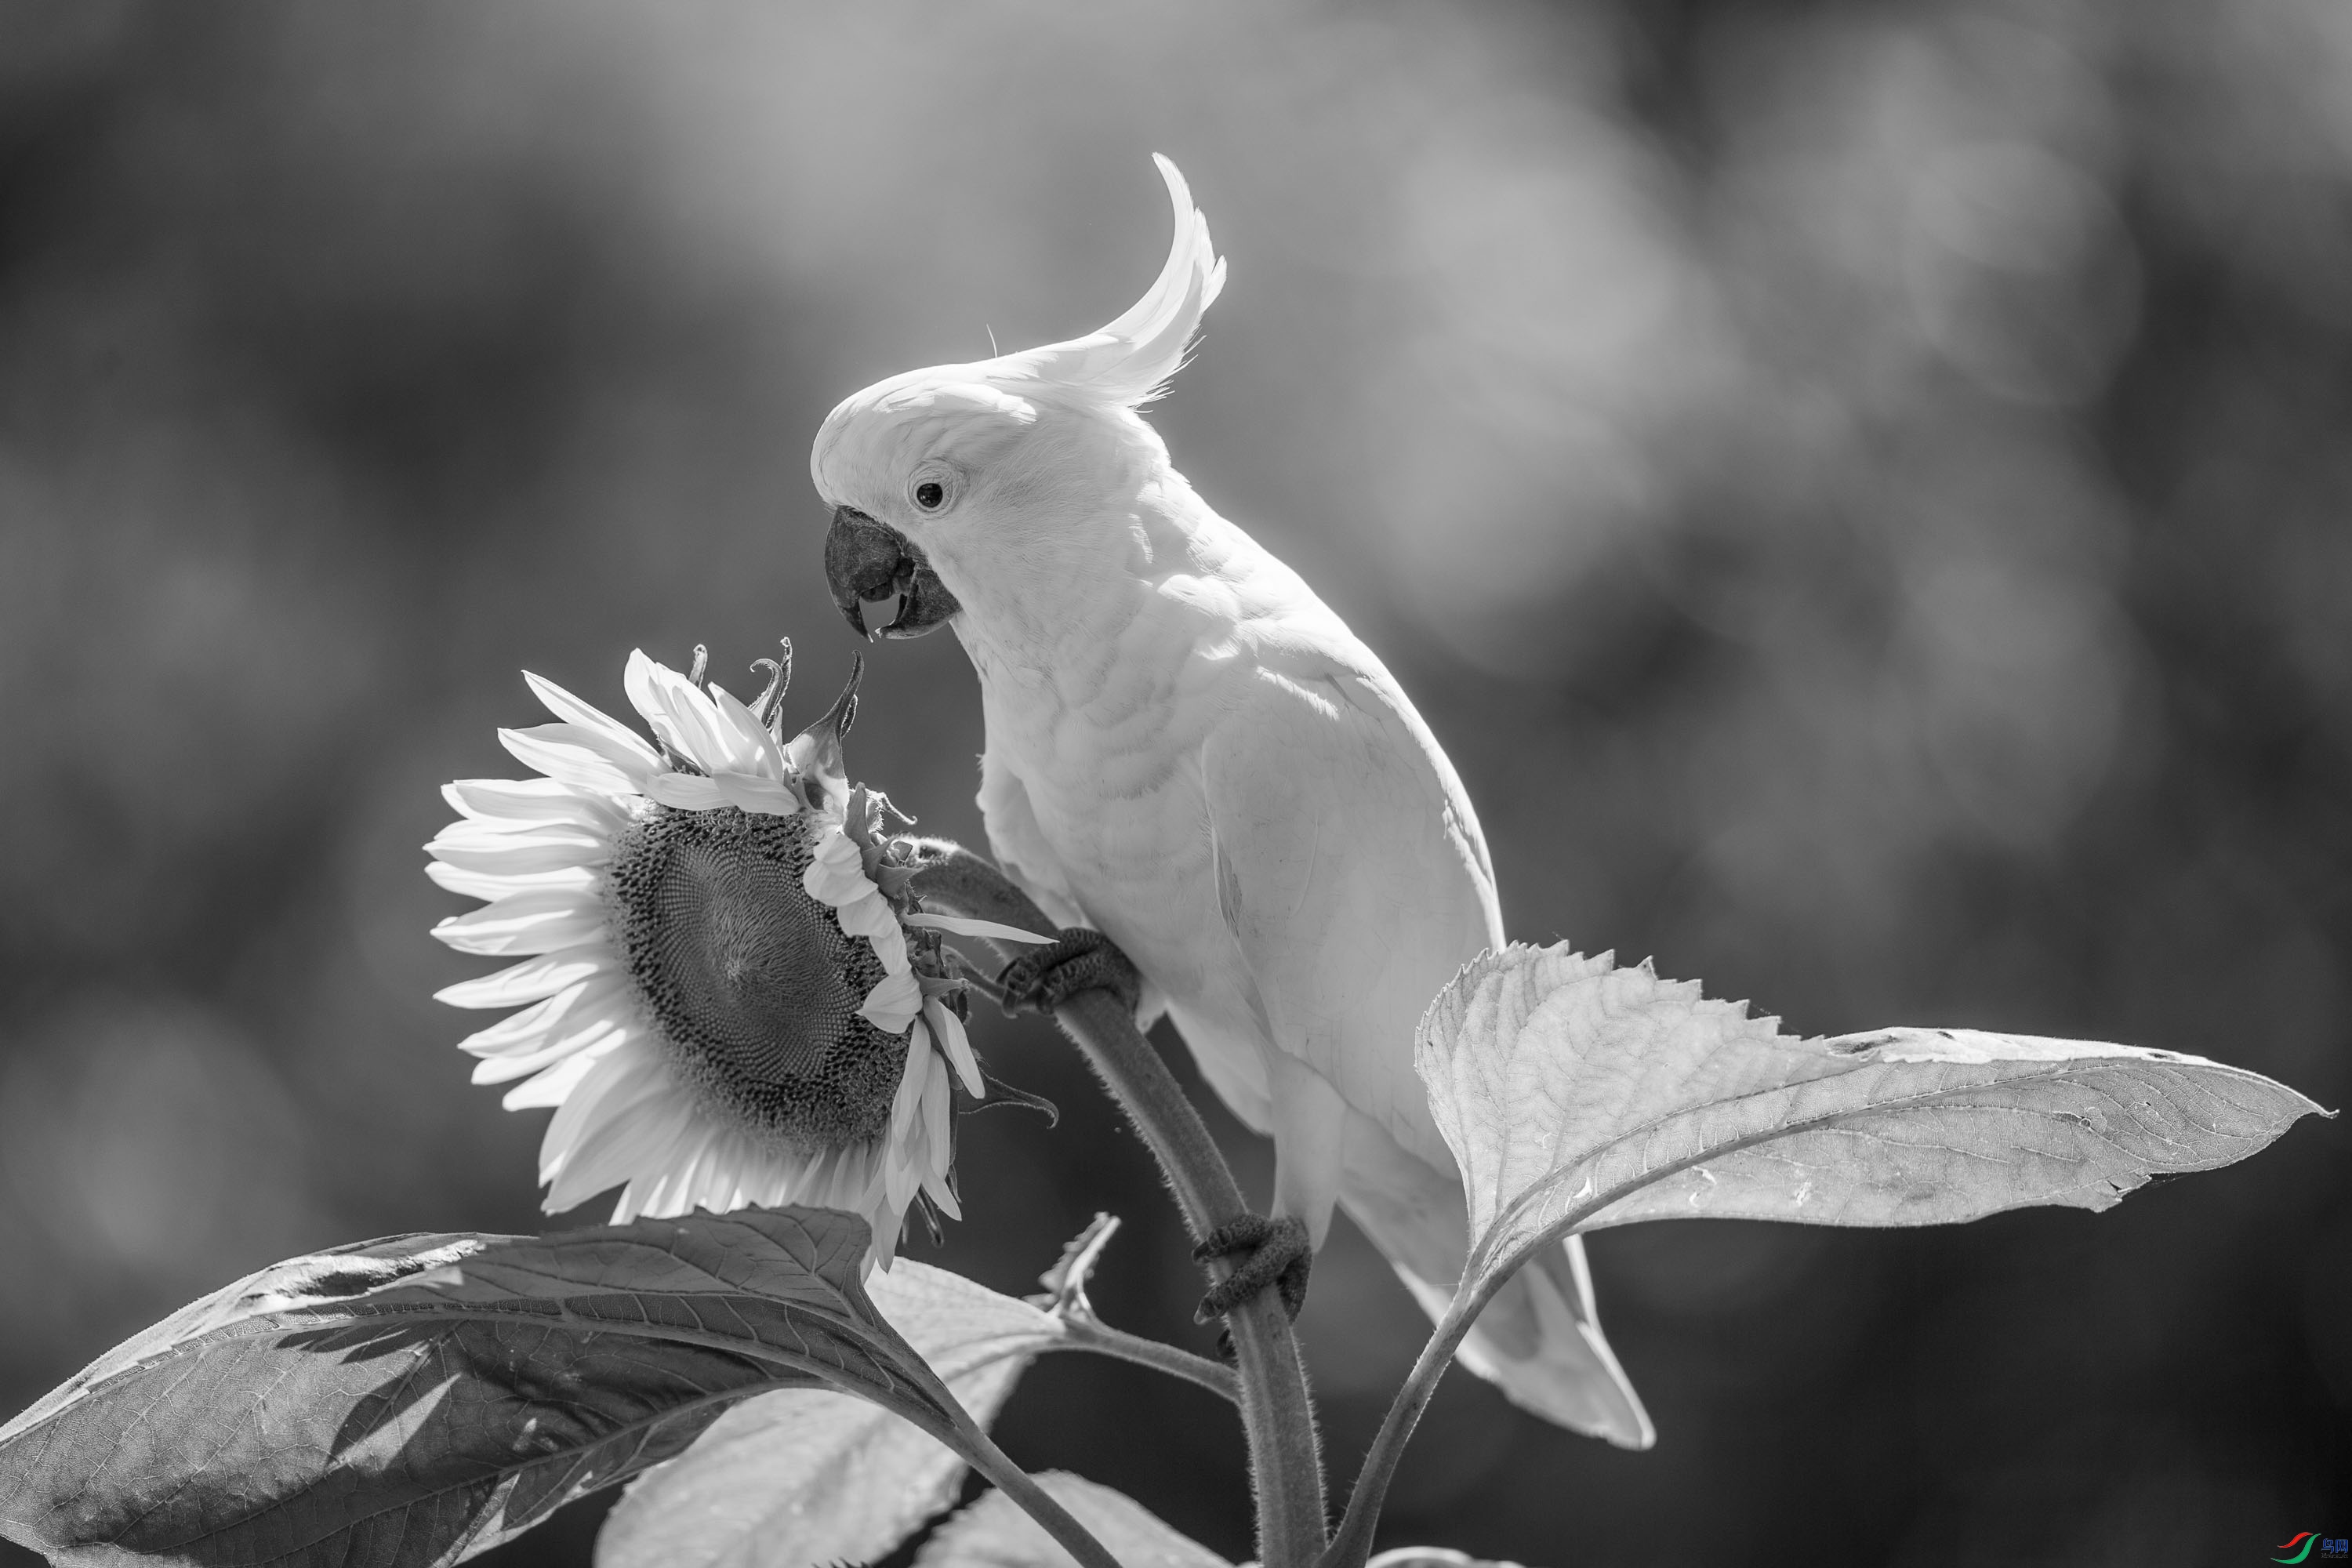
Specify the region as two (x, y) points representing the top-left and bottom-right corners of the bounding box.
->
(910, 841), (1331, 1568)
(944, 1409), (1126, 1568)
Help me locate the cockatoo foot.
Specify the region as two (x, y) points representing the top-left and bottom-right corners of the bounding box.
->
(996, 927), (1144, 1016)
(1192, 1214), (1312, 1324)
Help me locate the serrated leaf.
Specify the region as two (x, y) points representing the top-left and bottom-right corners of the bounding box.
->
(0, 1208), (963, 1568)
(914, 1472), (1230, 1568)
(597, 1261), (1068, 1568)
(1421, 946), (2330, 1312)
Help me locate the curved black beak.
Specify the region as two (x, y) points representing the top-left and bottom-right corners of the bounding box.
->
(822, 506), (962, 640)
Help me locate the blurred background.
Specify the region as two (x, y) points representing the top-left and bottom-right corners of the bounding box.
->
(1, 1), (2347, 1563)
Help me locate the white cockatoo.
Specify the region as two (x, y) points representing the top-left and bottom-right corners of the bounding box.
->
(811, 157), (1651, 1446)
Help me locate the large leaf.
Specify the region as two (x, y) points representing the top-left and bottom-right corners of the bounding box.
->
(1421, 946), (2331, 1308)
(597, 1261), (1069, 1568)
(914, 1472), (1230, 1568)
(0, 1208), (964, 1567)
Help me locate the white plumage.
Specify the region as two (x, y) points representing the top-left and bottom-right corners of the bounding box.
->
(811, 158), (1652, 1446)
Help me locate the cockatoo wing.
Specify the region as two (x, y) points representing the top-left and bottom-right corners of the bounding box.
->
(1196, 650), (1494, 1184)
(1196, 647), (1653, 1447)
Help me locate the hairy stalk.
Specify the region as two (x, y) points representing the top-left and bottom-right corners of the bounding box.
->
(1054, 1319), (1240, 1405)
(946, 1410), (1126, 1568)
(912, 842), (1330, 1568)
(1316, 1296), (1479, 1568)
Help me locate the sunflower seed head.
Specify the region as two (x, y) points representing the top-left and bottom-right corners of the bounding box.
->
(606, 805), (905, 1150)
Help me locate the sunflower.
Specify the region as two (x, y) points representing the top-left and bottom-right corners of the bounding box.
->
(427, 644), (1043, 1267)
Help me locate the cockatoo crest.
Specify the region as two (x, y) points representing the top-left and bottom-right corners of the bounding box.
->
(990, 154), (1226, 408)
(811, 154), (1223, 500)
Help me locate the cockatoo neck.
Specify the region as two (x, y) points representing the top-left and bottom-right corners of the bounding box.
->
(947, 456), (1223, 725)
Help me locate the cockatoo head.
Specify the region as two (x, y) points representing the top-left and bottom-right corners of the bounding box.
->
(811, 155), (1225, 641)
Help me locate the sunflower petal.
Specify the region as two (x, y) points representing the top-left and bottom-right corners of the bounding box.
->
(626, 652), (736, 775)
(455, 972), (625, 1058)
(711, 771), (800, 817)
(801, 829), (872, 906)
(553, 1076), (702, 1216)
(503, 1030), (628, 1109)
(918, 1065), (955, 1219)
(858, 966), (923, 1034)
(499, 726), (643, 797)
(539, 1043), (666, 1185)
(523, 672), (662, 770)
(432, 887), (604, 956)
(442, 778), (627, 833)
(920, 1163), (962, 1221)
(902, 912), (1056, 944)
(706, 682), (789, 779)
(644, 773), (728, 811)
(434, 945), (611, 1008)
(888, 1021), (931, 1149)
(470, 1010), (632, 1086)
(425, 859), (597, 902)
(924, 999), (985, 1098)
(426, 825), (606, 875)
(834, 890), (910, 975)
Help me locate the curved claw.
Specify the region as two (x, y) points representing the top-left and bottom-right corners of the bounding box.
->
(1193, 1214), (1312, 1324)
(997, 927), (1144, 1017)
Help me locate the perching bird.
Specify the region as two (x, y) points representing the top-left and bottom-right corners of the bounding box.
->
(810, 157), (1651, 1446)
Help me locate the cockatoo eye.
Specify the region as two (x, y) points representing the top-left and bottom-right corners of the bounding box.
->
(907, 463), (957, 514)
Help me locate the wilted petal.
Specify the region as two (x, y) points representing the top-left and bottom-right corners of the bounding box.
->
(802, 829), (873, 905)
(859, 967), (923, 1034)
(844, 902), (909, 976)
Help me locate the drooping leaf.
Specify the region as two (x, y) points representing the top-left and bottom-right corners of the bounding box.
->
(0, 1208), (965, 1568)
(596, 1261), (1068, 1568)
(914, 1472), (1230, 1568)
(1420, 945), (2330, 1312)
